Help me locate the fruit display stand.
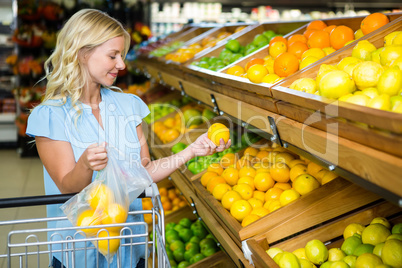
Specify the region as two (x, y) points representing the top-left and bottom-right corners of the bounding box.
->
(245, 200), (401, 268)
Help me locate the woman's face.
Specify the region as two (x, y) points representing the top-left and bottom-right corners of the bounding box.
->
(85, 36), (126, 87)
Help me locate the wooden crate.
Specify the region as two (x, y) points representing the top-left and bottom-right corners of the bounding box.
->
(246, 201), (402, 268)
(192, 174), (381, 248)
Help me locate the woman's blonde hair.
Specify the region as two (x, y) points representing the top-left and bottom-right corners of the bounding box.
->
(41, 9), (130, 117)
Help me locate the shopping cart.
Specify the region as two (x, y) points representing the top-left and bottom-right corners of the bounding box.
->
(0, 183), (170, 268)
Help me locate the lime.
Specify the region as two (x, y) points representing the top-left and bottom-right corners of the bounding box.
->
(184, 247), (198, 262)
(279, 252), (301, 268)
(170, 259), (177, 268)
(353, 244), (374, 256)
(266, 247), (284, 259)
(362, 223), (391, 246)
(355, 253), (382, 268)
(330, 260), (349, 268)
(166, 229), (180, 244)
(173, 247), (185, 263)
(386, 234), (402, 241)
(341, 235), (363, 255)
(343, 255), (357, 267)
(320, 261), (333, 268)
(170, 240), (185, 252)
(328, 248), (346, 262)
(178, 228), (193, 242)
(373, 242), (385, 257)
(226, 39), (241, 53)
(381, 239), (402, 267)
(189, 253), (205, 264)
(177, 260), (190, 268)
(189, 236), (201, 244)
(305, 239), (329, 265)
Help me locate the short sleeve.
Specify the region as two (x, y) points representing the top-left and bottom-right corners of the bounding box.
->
(128, 94), (150, 126)
(26, 104), (69, 142)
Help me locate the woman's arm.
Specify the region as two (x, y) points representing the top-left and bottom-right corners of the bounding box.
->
(35, 136), (108, 193)
(137, 123), (230, 183)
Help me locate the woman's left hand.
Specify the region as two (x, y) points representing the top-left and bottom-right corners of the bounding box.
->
(189, 132), (231, 157)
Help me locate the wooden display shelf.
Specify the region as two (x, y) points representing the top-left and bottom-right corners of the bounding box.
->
(246, 201), (402, 268)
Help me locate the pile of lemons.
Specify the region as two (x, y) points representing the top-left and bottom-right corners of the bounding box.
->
(76, 183), (128, 256)
(267, 217), (402, 268)
(200, 142), (338, 227)
(290, 31), (402, 113)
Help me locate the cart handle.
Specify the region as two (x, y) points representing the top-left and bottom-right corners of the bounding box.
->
(0, 191), (146, 209)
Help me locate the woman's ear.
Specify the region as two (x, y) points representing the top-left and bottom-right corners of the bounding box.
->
(78, 49), (87, 64)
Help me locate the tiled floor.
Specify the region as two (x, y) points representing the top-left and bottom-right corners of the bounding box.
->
(0, 149), (48, 268)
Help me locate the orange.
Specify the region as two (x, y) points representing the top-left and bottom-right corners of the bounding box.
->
(361, 13), (390, 35)
(233, 183), (253, 200)
(245, 58), (265, 71)
(303, 29), (317, 39)
(162, 128), (180, 143)
(270, 163), (290, 183)
(247, 64), (268, 83)
(253, 172), (275, 191)
(321, 171), (338, 185)
(220, 153), (238, 168)
(330, 25), (354, 50)
(323, 25), (337, 34)
(227, 65), (245, 76)
(163, 117), (175, 128)
(206, 176), (226, 193)
(212, 183), (232, 201)
(264, 187), (284, 201)
(238, 176), (255, 190)
(241, 214), (260, 227)
(239, 166), (256, 178)
(293, 174), (320, 195)
(152, 122), (166, 134)
(274, 152), (295, 166)
(269, 36), (287, 47)
(162, 200), (172, 211)
(159, 187), (168, 197)
(236, 157), (252, 169)
(274, 182), (292, 191)
(95, 230), (120, 256)
(279, 189), (301, 206)
(255, 150), (270, 162)
(221, 190), (242, 210)
(222, 167), (239, 186)
(256, 167), (270, 174)
(243, 147), (259, 157)
(290, 164), (308, 182)
(307, 30), (330, 49)
(77, 209), (102, 237)
(269, 41), (287, 58)
(207, 163), (224, 175)
(102, 203), (128, 232)
(288, 41), (309, 59)
(267, 199), (282, 213)
(167, 189), (177, 200)
(208, 123), (230, 146)
(274, 52), (299, 77)
(235, 26), (246, 33)
(288, 34), (307, 45)
(247, 197), (263, 209)
(253, 191), (266, 202)
(230, 200), (252, 222)
(201, 36), (213, 46)
(87, 184), (114, 211)
(288, 159), (306, 168)
(307, 162), (324, 178)
(307, 20), (328, 31)
(142, 198), (153, 210)
(201, 171), (219, 187)
(250, 207), (270, 218)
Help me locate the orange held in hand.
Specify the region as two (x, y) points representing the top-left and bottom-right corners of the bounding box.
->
(208, 123), (230, 146)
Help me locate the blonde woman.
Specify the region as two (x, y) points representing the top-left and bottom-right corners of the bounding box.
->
(26, 9), (229, 268)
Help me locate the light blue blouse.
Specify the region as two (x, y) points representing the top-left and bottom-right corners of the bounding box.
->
(26, 88), (150, 267)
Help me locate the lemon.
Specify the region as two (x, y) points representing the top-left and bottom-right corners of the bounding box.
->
(392, 223), (402, 234)
(316, 64), (338, 84)
(384, 31), (402, 46)
(352, 61), (384, 90)
(266, 247), (284, 259)
(361, 87), (379, 99)
(344, 223), (365, 239)
(362, 223), (391, 246)
(279, 252), (301, 268)
(355, 253), (383, 268)
(305, 239), (329, 265)
(293, 247), (308, 260)
(212, 183), (232, 201)
(393, 103), (402, 113)
(299, 258), (315, 268)
(380, 45), (402, 67)
(373, 242), (385, 258)
(341, 235), (363, 255)
(343, 255), (357, 268)
(370, 217), (391, 229)
(241, 214), (260, 227)
(342, 62), (360, 77)
(290, 78), (317, 94)
(300, 56), (319, 69)
(323, 47), (336, 55)
(377, 65), (402, 96)
(371, 47), (386, 64)
(330, 261), (349, 268)
(381, 239), (402, 267)
(230, 199), (252, 222)
(367, 94), (391, 111)
(355, 29), (364, 39)
(344, 94), (371, 106)
(274, 252), (284, 264)
(352, 40), (377, 61)
(337, 57), (363, 71)
(338, 94), (354, 102)
(290, 164), (308, 182)
(293, 174), (320, 195)
(262, 73), (282, 84)
(328, 248), (346, 262)
(319, 70), (356, 99)
(321, 172), (338, 185)
(391, 56), (402, 69)
(387, 234), (402, 241)
(279, 189), (301, 206)
(393, 32), (402, 45)
(320, 261), (333, 268)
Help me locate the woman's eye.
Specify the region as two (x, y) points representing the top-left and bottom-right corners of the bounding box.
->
(110, 56), (116, 59)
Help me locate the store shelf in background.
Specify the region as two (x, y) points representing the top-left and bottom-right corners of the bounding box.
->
(246, 201), (401, 268)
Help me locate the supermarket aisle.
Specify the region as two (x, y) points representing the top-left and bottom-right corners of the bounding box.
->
(0, 149), (47, 268)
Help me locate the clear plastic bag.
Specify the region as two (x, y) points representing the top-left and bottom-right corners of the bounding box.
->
(61, 145), (152, 262)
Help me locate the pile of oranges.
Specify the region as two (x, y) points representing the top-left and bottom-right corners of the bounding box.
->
(165, 31), (233, 63)
(200, 144), (339, 227)
(226, 12), (391, 84)
(142, 187), (188, 223)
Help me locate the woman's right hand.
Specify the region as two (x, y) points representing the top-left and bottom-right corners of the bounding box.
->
(82, 142), (108, 171)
